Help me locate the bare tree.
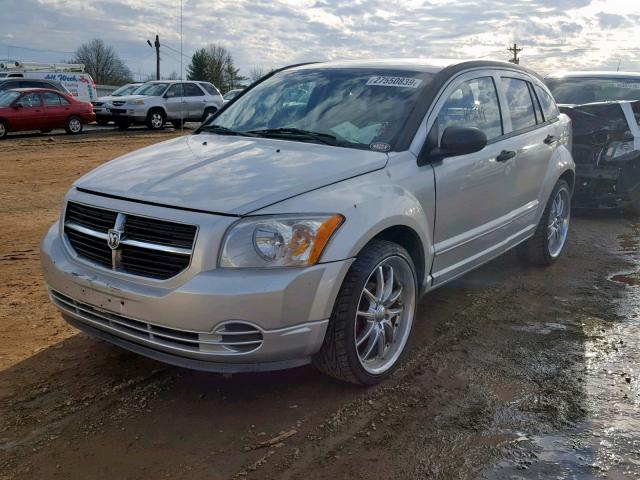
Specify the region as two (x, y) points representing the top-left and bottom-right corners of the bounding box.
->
(71, 39), (133, 85)
(249, 66), (270, 83)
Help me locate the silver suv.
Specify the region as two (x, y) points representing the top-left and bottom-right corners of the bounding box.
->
(41, 59), (574, 385)
(109, 80), (223, 130)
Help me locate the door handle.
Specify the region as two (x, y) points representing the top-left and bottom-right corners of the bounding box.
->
(544, 134), (556, 145)
(496, 150), (516, 162)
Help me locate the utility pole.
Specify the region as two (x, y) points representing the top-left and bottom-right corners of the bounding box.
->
(507, 43), (522, 64)
(147, 34), (160, 80)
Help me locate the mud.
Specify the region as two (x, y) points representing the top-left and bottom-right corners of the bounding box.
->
(0, 132), (638, 479)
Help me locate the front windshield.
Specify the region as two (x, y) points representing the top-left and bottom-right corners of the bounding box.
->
(0, 90), (20, 107)
(546, 77), (640, 104)
(112, 84), (140, 96)
(134, 83), (169, 96)
(208, 68), (433, 150)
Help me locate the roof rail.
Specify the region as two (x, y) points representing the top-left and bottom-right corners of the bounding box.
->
(0, 62), (86, 73)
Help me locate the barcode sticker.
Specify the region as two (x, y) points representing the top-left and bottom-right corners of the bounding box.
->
(366, 76), (423, 88)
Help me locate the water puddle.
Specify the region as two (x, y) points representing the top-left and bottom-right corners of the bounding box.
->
(611, 271), (640, 287)
(486, 225), (640, 479)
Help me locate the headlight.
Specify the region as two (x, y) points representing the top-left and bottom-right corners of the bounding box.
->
(129, 99), (145, 106)
(605, 140), (636, 160)
(219, 214), (344, 268)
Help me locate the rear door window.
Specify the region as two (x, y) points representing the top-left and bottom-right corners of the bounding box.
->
(501, 77), (537, 132)
(184, 83), (205, 97)
(436, 76), (503, 141)
(43, 92), (69, 105)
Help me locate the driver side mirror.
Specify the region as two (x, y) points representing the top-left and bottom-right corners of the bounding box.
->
(426, 126), (487, 162)
(13, 102), (24, 109)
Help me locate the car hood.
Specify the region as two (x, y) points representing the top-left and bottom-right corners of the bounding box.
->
(109, 94), (147, 103)
(74, 134), (388, 215)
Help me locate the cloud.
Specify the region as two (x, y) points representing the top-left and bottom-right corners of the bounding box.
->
(1, 0), (639, 80)
(596, 12), (629, 29)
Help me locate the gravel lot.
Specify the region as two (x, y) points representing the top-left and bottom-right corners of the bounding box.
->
(0, 129), (638, 479)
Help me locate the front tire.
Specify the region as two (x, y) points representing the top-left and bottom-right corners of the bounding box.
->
(115, 119), (131, 130)
(521, 179), (571, 265)
(0, 120), (7, 139)
(64, 116), (83, 135)
(202, 107), (217, 123)
(146, 109), (166, 130)
(624, 200), (640, 217)
(314, 239), (417, 386)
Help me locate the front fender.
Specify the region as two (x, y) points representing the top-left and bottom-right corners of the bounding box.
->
(251, 168), (435, 285)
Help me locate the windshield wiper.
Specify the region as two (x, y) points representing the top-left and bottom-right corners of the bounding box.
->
(199, 124), (254, 137)
(246, 128), (339, 146)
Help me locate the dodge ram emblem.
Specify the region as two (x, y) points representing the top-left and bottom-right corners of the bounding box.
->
(107, 228), (122, 250)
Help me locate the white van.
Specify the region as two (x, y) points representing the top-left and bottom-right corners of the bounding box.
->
(0, 62), (98, 102)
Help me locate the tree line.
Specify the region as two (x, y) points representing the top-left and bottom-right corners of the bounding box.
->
(71, 38), (271, 92)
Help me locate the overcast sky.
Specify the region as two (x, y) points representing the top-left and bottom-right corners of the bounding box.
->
(2, 0), (639, 82)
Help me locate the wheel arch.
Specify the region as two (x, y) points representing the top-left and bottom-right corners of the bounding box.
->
(369, 225), (426, 292)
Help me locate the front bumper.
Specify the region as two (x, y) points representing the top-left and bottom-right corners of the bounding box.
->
(573, 157), (640, 209)
(41, 218), (352, 372)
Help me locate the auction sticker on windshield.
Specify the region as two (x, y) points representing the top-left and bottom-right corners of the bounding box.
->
(366, 76), (423, 88)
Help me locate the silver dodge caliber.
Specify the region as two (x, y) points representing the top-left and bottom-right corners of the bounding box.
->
(41, 59), (575, 385)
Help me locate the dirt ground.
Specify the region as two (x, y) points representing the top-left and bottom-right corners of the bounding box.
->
(0, 129), (638, 479)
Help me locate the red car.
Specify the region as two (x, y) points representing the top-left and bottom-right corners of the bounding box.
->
(0, 88), (95, 139)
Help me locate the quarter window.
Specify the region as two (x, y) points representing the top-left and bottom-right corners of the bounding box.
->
(534, 85), (560, 121)
(501, 77), (537, 132)
(199, 83), (220, 95)
(436, 77), (503, 141)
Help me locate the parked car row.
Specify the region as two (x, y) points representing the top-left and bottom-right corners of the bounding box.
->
(0, 78), (235, 138)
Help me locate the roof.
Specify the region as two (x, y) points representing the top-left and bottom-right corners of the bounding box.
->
(290, 58), (530, 74)
(7, 87), (67, 93)
(546, 71), (640, 79)
(145, 79), (208, 84)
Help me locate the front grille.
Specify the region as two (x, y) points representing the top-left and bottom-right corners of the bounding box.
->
(112, 101), (126, 106)
(92, 101), (104, 107)
(50, 290), (264, 355)
(64, 201), (197, 280)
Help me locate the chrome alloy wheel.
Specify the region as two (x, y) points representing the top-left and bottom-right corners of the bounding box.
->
(69, 118), (82, 133)
(150, 112), (164, 129)
(547, 186), (570, 258)
(0, 122), (6, 137)
(354, 256), (416, 375)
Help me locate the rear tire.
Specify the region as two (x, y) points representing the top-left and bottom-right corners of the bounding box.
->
(0, 120), (7, 139)
(313, 239), (417, 386)
(521, 179), (571, 266)
(146, 109), (166, 130)
(64, 116), (83, 135)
